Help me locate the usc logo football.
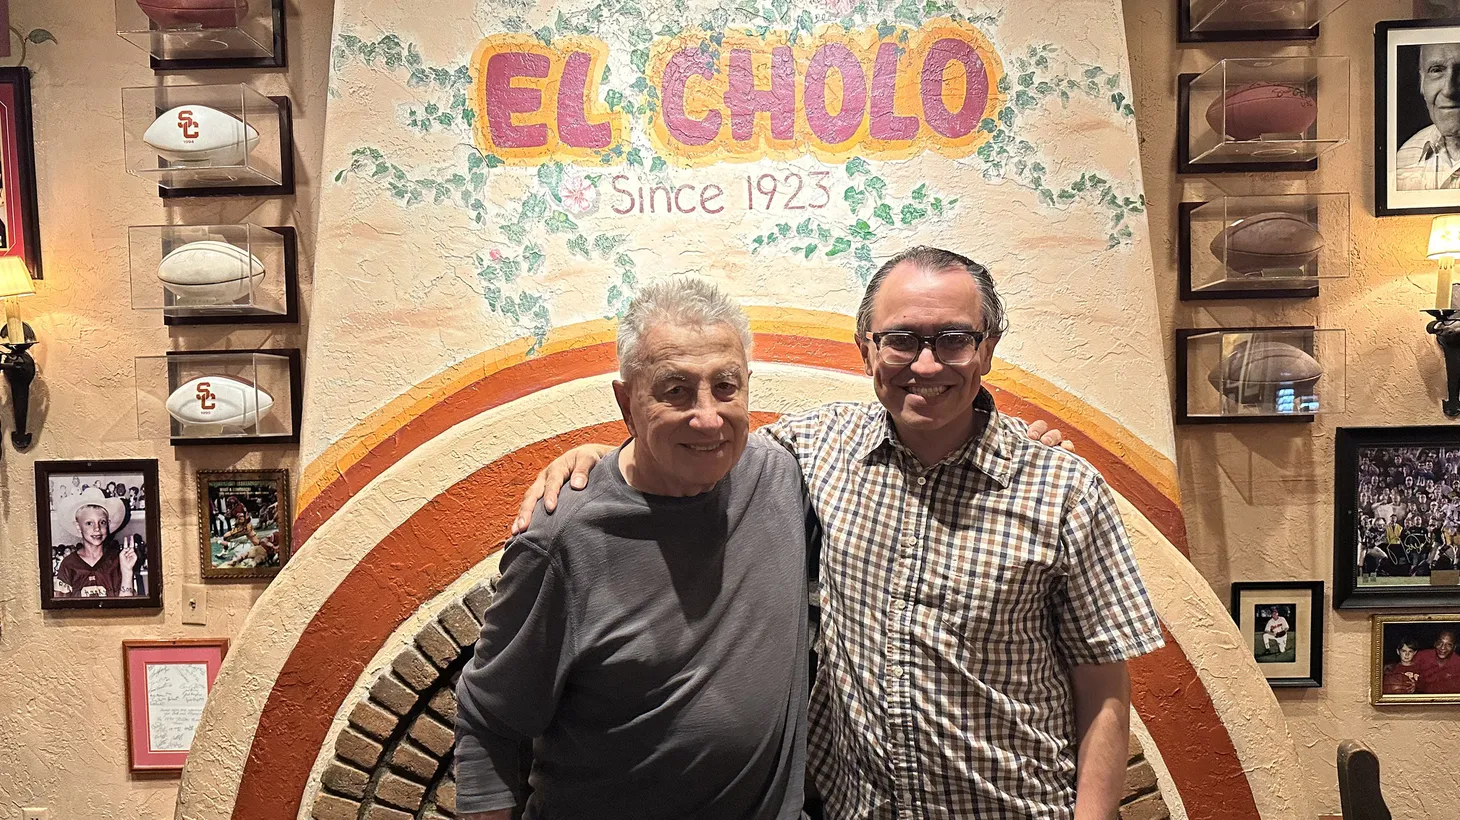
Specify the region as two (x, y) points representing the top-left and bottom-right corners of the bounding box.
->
(177, 109), (200, 141)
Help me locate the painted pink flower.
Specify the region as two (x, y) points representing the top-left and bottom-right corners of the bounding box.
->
(488, 248), (502, 261)
(822, 0), (856, 15)
(559, 173), (597, 216)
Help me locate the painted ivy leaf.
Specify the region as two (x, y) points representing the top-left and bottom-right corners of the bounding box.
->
(24, 28), (55, 44)
(844, 186), (867, 213)
(502, 299), (521, 319)
(650, 157), (667, 173)
(777, 223), (792, 237)
(484, 154), (504, 168)
(535, 26), (555, 45)
(804, 244), (818, 259)
(796, 10), (814, 32)
(791, 245), (804, 255)
(848, 220), (876, 241)
(605, 89), (625, 110)
(545, 211), (579, 233)
(1015, 90), (1037, 109)
(1018, 72), (1034, 89)
(593, 234), (628, 257)
(626, 147), (644, 168)
(900, 204), (927, 224)
(601, 63), (611, 84)
(524, 244), (546, 272)
(631, 75), (650, 93)
(522, 194), (549, 222)
(334, 169), (346, 183)
(997, 74), (1011, 94)
(500, 258), (522, 281)
(1035, 81), (1054, 95)
(1083, 66), (1103, 80)
(826, 237), (853, 257)
(872, 203), (894, 226)
(910, 183), (927, 201)
(998, 106), (1015, 128)
(485, 285), (502, 309)
(1058, 189), (1077, 202)
(816, 226), (832, 243)
(865, 176), (887, 200)
(930, 198), (943, 215)
(502, 223), (528, 243)
(1036, 189), (1054, 206)
(623, 100), (638, 116)
(631, 48), (650, 74)
(796, 218), (814, 238)
(845, 157), (870, 177)
(567, 235), (592, 259)
(877, 22), (896, 39)
(607, 284), (623, 304)
(978, 117), (998, 134)
(854, 243), (873, 262)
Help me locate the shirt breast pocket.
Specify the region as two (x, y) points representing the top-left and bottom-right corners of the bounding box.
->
(935, 551), (1058, 650)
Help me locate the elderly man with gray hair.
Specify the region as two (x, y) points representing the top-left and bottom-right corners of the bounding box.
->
(454, 276), (815, 819)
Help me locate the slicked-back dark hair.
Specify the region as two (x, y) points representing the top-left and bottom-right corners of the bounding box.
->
(854, 246), (1009, 339)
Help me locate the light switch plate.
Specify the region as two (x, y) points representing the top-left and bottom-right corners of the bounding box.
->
(182, 584), (207, 625)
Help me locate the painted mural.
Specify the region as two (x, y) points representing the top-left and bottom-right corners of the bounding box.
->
(173, 2), (1314, 820)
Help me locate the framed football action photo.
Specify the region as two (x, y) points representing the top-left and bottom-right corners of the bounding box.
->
(1230, 580), (1324, 688)
(0, 67), (41, 277)
(196, 469), (290, 580)
(1334, 427), (1460, 609)
(36, 459), (162, 610)
(1371, 614), (1460, 705)
(1376, 19), (1460, 216)
(123, 639), (228, 771)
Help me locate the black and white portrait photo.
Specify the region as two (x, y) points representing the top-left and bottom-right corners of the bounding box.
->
(36, 459), (163, 610)
(1378, 21), (1460, 215)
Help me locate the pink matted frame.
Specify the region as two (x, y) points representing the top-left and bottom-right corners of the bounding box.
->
(122, 639), (228, 772)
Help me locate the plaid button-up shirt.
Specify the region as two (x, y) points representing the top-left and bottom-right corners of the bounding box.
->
(762, 390), (1164, 820)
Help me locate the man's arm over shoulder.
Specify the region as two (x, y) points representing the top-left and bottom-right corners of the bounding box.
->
(1054, 468), (1165, 665)
(455, 535), (578, 814)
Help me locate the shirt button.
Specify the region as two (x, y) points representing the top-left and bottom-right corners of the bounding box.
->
(902, 536), (918, 547)
(917, 476), (927, 486)
(888, 665), (904, 678)
(892, 599), (907, 611)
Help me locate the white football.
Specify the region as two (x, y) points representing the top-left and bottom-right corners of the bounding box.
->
(166, 375), (274, 429)
(143, 105), (261, 165)
(158, 240), (266, 303)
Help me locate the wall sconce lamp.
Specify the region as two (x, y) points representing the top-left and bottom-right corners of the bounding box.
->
(0, 256), (37, 450)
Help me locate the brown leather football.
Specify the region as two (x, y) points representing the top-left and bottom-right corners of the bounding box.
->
(136, 0), (248, 28)
(1207, 340), (1323, 408)
(1204, 82), (1317, 141)
(1209, 211), (1324, 275)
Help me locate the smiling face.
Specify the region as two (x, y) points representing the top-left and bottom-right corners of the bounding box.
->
(75, 505), (110, 549)
(1398, 642), (1418, 665)
(613, 321), (750, 496)
(1437, 630), (1456, 662)
(1421, 43), (1460, 139)
(857, 261), (999, 464)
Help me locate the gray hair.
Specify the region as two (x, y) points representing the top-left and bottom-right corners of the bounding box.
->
(617, 277), (753, 380)
(854, 246), (1009, 339)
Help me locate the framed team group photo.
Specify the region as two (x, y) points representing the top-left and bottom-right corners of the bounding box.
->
(1231, 581), (1325, 688)
(1372, 614), (1460, 705)
(1334, 427), (1460, 609)
(1376, 19), (1460, 216)
(0, 67), (41, 277)
(36, 459), (163, 610)
(196, 469), (291, 580)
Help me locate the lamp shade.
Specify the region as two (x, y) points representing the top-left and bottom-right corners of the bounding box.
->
(0, 257), (33, 299)
(1430, 216), (1460, 260)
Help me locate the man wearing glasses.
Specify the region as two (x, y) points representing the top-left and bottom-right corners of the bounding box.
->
(516, 246), (1164, 819)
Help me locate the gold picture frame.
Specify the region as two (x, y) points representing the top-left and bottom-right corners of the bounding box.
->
(1371, 613), (1460, 705)
(196, 469), (291, 580)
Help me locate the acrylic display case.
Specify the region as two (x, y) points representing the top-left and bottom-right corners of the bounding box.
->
(116, 0), (285, 70)
(1179, 0), (1351, 43)
(1178, 57), (1349, 174)
(129, 224), (297, 324)
(136, 349), (301, 445)
(1179, 193), (1350, 299)
(122, 84), (294, 197)
(1175, 327), (1346, 424)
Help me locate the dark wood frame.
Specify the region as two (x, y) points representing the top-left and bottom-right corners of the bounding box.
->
(150, 0), (287, 71)
(162, 226), (300, 326)
(1176, 73), (1318, 175)
(1334, 426), (1460, 609)
(1178, 201), (1321, 301)
(36, 459), (163, 610)
(0, 67), (42, 279)
(1370, 613), (1460, 705)
(1230, 580), (1325, 688)
(157, 96), (294, 200)
(165, 348), (303, 446)
(196, 468), (292, 580)
(1174, 326), (1318, 425)
(1374, 19), (1460, 217)
(1177, 0), (1320, 43)
(122, 638), (228, 771)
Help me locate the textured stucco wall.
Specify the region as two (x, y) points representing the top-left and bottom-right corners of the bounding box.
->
(0, 0), (333, 817)
(1124, 2), (1460, 817)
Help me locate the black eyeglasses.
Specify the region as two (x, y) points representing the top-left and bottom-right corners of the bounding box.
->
(866, 329), (987, 366)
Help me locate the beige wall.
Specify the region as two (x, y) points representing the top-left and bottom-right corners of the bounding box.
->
(1127, 2), (1460, 818)
(0, 0), (333, 817)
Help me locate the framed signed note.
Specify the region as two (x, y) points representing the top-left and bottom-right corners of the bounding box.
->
(122, 639), (227, 771)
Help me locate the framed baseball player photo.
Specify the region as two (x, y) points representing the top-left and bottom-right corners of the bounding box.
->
(196, 469), (291, 580)
(1334, 427), (1460, 609)
(36, 459), (163, 610)
(1376, 19), (1460, 216)
(1371, 614), (1460, 705)
(1231, 581), (1324, 688)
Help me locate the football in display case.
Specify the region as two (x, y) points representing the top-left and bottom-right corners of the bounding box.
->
(1175, 327), (1346, 424)
(116, 0), (286, 70)
(122, 84), (293, 198)
(1180, 193), (1351, 299)
(128, 224), (298, 324)
(136, 350), (301, 445)
(1179, 0), (1351, 43)
(1179, 57), (1349, 173)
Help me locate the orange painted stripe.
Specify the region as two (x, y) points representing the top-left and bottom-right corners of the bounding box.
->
(294, 334), (1188, 554)
(235, 426), (1242, 820)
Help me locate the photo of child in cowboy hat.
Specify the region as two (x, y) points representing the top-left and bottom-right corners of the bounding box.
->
(38, 461), (161, 609)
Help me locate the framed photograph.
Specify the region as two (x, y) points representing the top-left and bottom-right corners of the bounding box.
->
(36, 460), (162, 610)
(1231, 581), (1324, 688)
(1334, 427), (1460, 609)
(1375, 19), (1460, 216)
(1371, 614), (1460, 705)
(197, 469), (291, 580)
(0, 67), (41, 277)
(123, 639), (228, 770)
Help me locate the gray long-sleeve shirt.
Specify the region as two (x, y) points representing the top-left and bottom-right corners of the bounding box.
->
(454, 435), (813, 819)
